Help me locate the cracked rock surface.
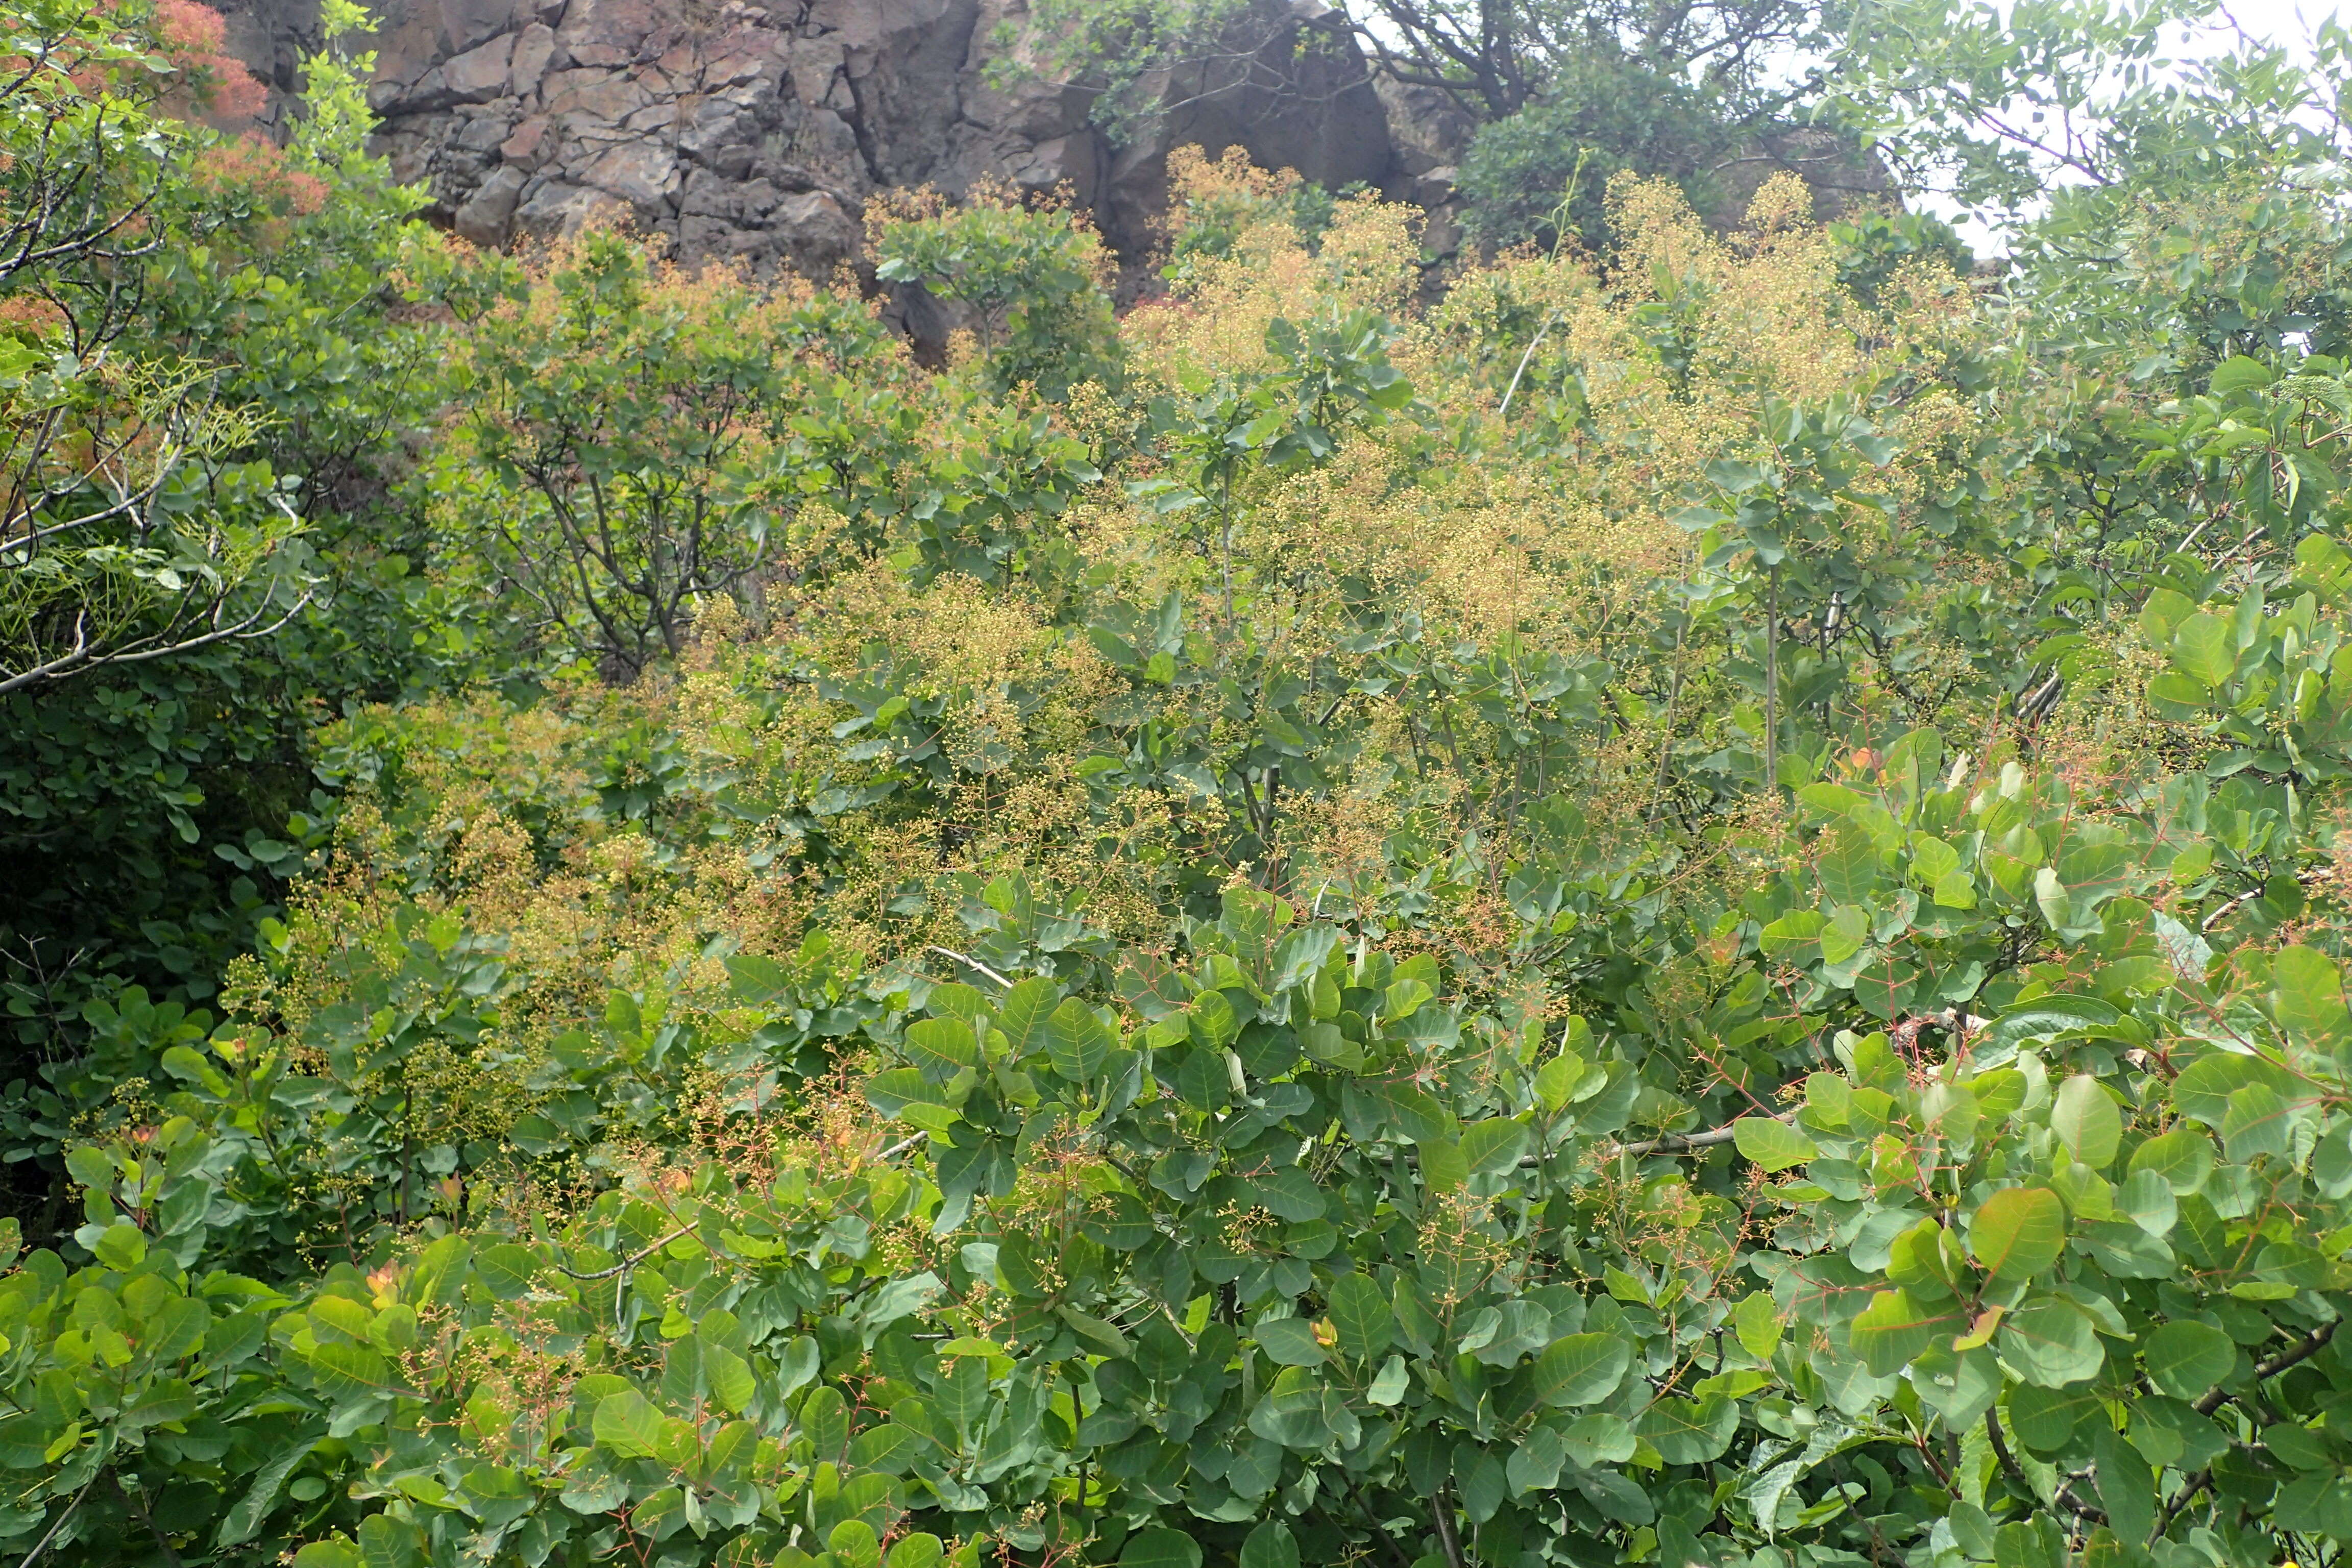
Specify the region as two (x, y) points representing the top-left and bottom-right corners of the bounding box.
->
(212, 0), (1893, 285)
(222, 0), (1416, 278)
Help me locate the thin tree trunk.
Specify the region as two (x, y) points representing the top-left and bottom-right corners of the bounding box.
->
(1650, 616), (1688, 822)
(1764, 562), (1780, 794)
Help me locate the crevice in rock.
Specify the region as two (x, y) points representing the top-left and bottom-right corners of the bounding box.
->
(840, 65), (888, 190)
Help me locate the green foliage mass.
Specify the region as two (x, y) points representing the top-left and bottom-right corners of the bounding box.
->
(15, 5), (2352, 1568)
(872, 189), (1122, 399)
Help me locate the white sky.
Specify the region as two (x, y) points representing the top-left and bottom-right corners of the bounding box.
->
(2203, 0), (2346, 44)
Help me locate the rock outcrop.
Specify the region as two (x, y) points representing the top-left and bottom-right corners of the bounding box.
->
(211, 0), (1893, 283)
(219, 0), (1402, 278)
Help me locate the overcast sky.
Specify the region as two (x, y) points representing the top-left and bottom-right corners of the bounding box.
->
(2204, 0), (2345, 44)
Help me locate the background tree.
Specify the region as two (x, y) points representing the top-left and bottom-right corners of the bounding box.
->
(1829, 0), (2352, 354)
(0, 0), (492, 1148)
(1021, 0), (1850, 247)
(0, 0), (320, 693)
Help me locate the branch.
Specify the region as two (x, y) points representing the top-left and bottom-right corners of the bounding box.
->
(1600, 1120), (1758, 1159)
(1339, 1476), (1415, 1568)
(0, 586), (316, 694)
(15, 1469), (97, 1568)
(927, 946), (1014, 989)
(2150, 1467), (2212, 1545)
(1498, 313), (1560, 420)
(549, 1224), (693, 1282)
(1585, 1020), (1980, 1165)
(2194, 1317), (2338, 1415)
(104, 1468), (181, 1568)
(1984, 1407), (2034, 1498)
(2201, 881), (2270, 933)
(2055, 1474), (2108, 1528)
(1986, 1407), (2106, 1526)
(1430, 1482), (1467, 1568)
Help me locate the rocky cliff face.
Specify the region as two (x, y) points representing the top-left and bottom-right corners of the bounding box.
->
(212, 0), (1886, 284)
(219, 0), (1418, 278)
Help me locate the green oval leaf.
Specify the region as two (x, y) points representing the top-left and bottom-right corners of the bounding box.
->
(2143, 1318), (2237, 1401)
(593, 1388), (664, 1459)
(2128, 1126), (2214, 1194)
(1733, 1116), (1819, 1172)
(1240, 1522), (1300, 1568)
(2172, 613), (2236, 689)
(1326, 1273), (1393, 1360)
(888, 1536), (946, 1568)
(1635, 1392), (1738, 1464)
(1120, 1528), (1204, 1568)
(308, 1340), (399, 1399)
(1969, 1187), (2067, 1285)
(475, 1243), (540, 1301)
(1048, 997), (1115, 1083)
(995, 978), (1060, 1058)
(1253, 1317), (1327, 1367)
(2049, 1075), (2121, 1168)
(2173, 1052), (2295, 1129)
(1460, 1117), (1529, 1176)
(1532, 1332), (1631, 1407)
(1850, 1288), (1964, 1377)
(902, 1016), (977, 1082)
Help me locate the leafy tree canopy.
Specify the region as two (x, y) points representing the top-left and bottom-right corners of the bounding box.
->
(1019, 0), (1839, 247)
(9, 6), (2352, 1568)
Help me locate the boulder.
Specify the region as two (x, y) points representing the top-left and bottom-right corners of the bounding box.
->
(769, 190), (859, 268)
(513, 177), (629, 235)
(454, 105), (517, 152)
(443, 33), (515, 102)
(1371, 71), (1474, 207)
(508, 22), (559, 96)
(584, 139), (679, 212)
(541, 68), (652, 124)
(500, 115), (552, 169)
(454, 163), (527, 243)
(439, 0), (513, 55)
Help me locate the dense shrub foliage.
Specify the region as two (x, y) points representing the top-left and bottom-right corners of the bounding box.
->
(11, 5), (2352, 1568)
